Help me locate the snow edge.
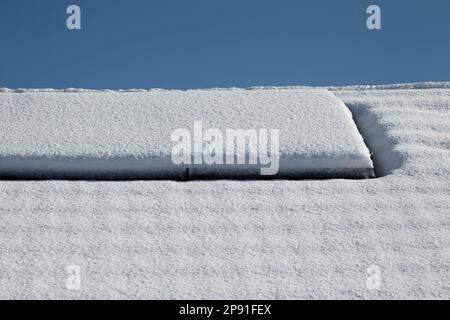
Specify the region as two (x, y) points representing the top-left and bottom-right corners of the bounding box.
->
(1, 82), (450, 93)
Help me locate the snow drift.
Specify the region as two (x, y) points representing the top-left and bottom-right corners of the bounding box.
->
(0, 89), (373, 179)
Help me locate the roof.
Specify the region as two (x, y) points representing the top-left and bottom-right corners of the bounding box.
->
(0, 84), (449, 299)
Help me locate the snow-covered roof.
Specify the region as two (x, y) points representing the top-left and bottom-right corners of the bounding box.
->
(0, 84), (449, 299)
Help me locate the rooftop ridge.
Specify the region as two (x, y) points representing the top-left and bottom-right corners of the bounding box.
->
(1, 82), (450, 93)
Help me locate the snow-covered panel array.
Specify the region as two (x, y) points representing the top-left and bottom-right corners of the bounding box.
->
(0, 89), (373, 179)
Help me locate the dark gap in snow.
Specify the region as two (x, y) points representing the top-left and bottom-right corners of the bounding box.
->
(0, 166), (374, 181)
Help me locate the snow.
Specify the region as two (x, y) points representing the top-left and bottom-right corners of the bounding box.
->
(0, 84), (449, 299)
(1, 81), (450, 93)
(0, 89), (373, 179)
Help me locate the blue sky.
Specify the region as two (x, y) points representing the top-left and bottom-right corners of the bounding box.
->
(0, 0), (449, 89)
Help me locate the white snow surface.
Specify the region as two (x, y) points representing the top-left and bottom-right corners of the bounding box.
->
(0, 84), (449, 299)
(0, 89), (372, 179)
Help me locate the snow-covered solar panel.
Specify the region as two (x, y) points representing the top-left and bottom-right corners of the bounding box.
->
(0, 88), (373, 179)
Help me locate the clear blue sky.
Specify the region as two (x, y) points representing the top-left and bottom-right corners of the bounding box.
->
(0, 0), (449, 89)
